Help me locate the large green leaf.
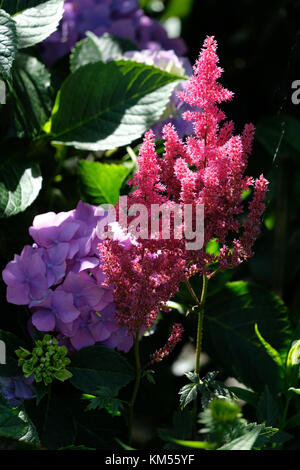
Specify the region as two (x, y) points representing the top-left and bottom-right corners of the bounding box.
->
(218, 426), (262, 450)
(0, 9), (17, 80)
(0, 1), (47, 15)
(0, 158), (42, 218)
(78, 160), (130, 206)
(10, 52), (53, 137)
(203, 282), (291, 393)
(70, 32), (138, 73)
(15, 0), (64, 49)
(0, 404), (28, 439)
(49, 60), (183, 151)
(69, 345), (135, 395)
(24, 390), (76, 449)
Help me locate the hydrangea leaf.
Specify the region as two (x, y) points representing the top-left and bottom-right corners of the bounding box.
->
(78, 160), (131, 206)
(10, 52), (53, 138)
(70, 31), (138, 73)
(0, 158), (42, 218)
(49, 60), (184, 151)
(0, 1), (47, 15)
(14, 0), (64, 49)
(0, 9), (17, 80)
(69, 345), (135, 395)
(0, 404), (29, 439)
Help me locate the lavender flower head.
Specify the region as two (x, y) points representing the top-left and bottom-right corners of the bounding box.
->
(40, 0), (186, 66)
(2, 201), (134, 354)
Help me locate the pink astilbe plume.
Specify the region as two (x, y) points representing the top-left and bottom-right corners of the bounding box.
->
(99, 36), (268, 333)
(149, 324), (184, 365)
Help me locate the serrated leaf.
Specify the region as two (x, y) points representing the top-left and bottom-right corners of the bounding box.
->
(10, 52), (53, 137)
(218, 426), (262, 450)
(203, 282), (291, 393)
(15, 0), (64, 49)
(49, 60), (183, 151)
(78, 160), (130, 206)
(179, 382), (198, 408)
(0, 9), (17, 80)
(69, 345), (135, 395)
(0, 158), (42, 218)
(184, 371), (199, 383)
(70, 32), (138, 73)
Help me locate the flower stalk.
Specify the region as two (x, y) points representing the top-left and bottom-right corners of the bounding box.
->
(128, 331), (142, 446)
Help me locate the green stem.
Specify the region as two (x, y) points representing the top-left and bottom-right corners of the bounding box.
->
(194, 274), (208, 375)
(189, 274), (208, 437)
(128, 331), (142, 446)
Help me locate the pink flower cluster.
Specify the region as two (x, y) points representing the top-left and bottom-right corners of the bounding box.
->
(2, 201), (133, 353)
(99, 36), (268, 332)
(150, 324), (184, 365)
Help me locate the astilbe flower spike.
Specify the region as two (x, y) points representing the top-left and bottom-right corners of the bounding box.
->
(149, 324), (184, 365)
(99, 36), (268, 333)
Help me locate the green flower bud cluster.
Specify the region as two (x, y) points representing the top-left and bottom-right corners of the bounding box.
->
(15, 335), (72, 386)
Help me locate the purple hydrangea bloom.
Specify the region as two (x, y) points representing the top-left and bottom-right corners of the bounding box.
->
(0, 375), (35, 407)
(122, 49), (194, 138)
(40, 0), (186, 66)
(2, 245), (49, 305)
(31, 288), (80, 331)
(2, 200), (134, 354)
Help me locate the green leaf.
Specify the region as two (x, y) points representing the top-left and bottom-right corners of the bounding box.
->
(70, 31), (138, 73)
(288, 387), (300, 396)
(0, 1), (47, 15)
(69, 345), (135, 395)
(49, 60), (183, 151)
(0, 330), (25, 376)
(162, 0), (194, 19)
(0, 9), (17, 80)
(10, 52), (53, 137)
(256, 386), (280, 426)
(285, 340), (300, 388)
(254, 323), (283, 369)
(228, 386), (258, 407)
(171, 438), (216, 450)
(218, 426), (262, 450)
(15, 0), (64, 49)
(0, 404), (28, 439)
(78, 160), (130, 206)
(203, 282), (291, 393)
(0, 158), (42, 218)
(24, 390), (76, 449)
(53, 369), (73, 382)
(285, 411), (300, 429)
(179, 382), (198, 408)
